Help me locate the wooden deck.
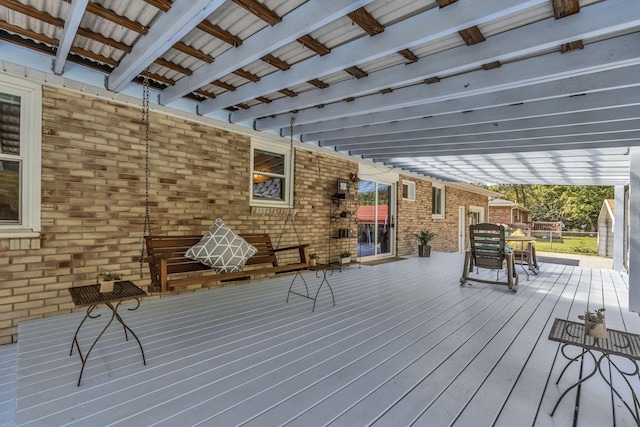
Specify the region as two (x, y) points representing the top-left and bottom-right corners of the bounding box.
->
(10, 252), (640, 426)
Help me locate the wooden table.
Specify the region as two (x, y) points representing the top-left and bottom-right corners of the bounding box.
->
(548, 318), (640, 423)
(68, 281), (147, 385)
(286, 264), (336, 312)
(505, 235), (539, 279)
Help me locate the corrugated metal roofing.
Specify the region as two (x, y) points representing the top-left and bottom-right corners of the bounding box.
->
(0, 0), (637, 185)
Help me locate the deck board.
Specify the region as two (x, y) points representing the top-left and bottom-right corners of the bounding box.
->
(9, 252), (640, 426)
(0, 343), (17, 427)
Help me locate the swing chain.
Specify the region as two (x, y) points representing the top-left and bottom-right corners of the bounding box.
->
(275, 117), (301, 252)
(140, 72), (153, 283)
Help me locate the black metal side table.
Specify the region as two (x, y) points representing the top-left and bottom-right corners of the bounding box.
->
(548, 318), (640, 423)
(68, 281), (147, 386)
(286, 264), (336, 312)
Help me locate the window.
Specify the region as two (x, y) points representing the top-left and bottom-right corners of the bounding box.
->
(469, 206), (484, 225)
(250, 138), (292, 207)
(431, 183), (445, 219)
(0, 74), (41, 236)
(401, 180), (415, 201)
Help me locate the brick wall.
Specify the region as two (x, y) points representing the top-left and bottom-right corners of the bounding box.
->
(0, 86), (361, 343)
(0, 86), (487, 344)
(489, 206), (512, 225)
(397, 175), (489, 254)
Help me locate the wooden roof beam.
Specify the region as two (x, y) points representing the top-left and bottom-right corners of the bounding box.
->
(141, 70), (175, 86)
(345, 66), (368, 79)
(154, 58), (192, 76)
(143, 0), (173, 13)
(261, 54), (290, 71)
(161, 0), (374, 105)
(221, 0), (538, 119)
(253, 36), (640, 131)
(0, 0), (64, 26)
(348, 7), (384, 36)
(211, 80), (236, 92)
(84, 2), (148, 35)
(279, 89), (298, 97)
(0, 20), (58, 47)
(197, 21), (243, 47)
(72, 46), (117, 67)
(398, 49), (419, 63)
(232, 0), (281, 26)
(194, 89), (216, 99)
(459, 26), (485, 46)
(233, 0), (639, 126)
(233, 69), (261, 82)
(107, 0), (226, 92)
(552, 0), (580, 19)
(0, 0), (135, 54)
(561, 40), (584, 53)
(297, 35), (331, 56)
(308, 79), (329, 89)
(77, 28), (132, 53)
(172, 42), (214, 63)
(435, 0), (458, 6)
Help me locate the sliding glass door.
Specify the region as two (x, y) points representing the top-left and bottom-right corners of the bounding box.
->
(357, 180), (395, 261)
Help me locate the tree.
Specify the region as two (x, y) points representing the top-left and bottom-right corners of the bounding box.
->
(487, 184), (613, 231)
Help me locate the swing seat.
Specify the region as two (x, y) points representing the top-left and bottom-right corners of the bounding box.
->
(145, 234), (308, 293)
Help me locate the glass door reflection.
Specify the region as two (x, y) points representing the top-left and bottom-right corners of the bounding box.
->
(357, 180), (394, 259)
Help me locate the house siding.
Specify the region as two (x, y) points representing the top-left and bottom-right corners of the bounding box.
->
(0, 85), (487, 344)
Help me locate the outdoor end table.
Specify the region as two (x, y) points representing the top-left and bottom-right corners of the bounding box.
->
(286, 264), (336, 312)
(505, 235), (539, 280)
(548, 318), (640, 424)
(68, 281), (147, 386)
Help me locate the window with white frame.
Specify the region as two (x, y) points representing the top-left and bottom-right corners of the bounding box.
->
(401, 180), (415, 201)
(250, 138), (292, 207)
(469, 206), (484, 225)
(431, 183), (445, 219)
(0, 74), (42, 235)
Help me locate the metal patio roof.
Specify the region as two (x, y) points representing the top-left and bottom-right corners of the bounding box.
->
(0, 0), (638, 186)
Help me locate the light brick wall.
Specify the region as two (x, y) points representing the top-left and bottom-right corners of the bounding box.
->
(397, 175), (489, 254)
(0, 86), (487, 344)
(0, 86), (361, 343)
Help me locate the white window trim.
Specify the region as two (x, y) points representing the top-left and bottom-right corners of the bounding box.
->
(432, 183), (445, 219)
(402, 180), (415, 201)
(469, 205), (484, 224)
(0, 74), (42, 235)
(250, 137), (293, 208)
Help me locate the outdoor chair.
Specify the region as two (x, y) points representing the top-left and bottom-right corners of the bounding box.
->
(460, 223), (519, 291)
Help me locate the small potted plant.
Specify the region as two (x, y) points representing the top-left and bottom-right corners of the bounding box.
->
(339, 210), (351, 218)
(339, 251), (351, 264)
(309, 253), (319, 267)
(414, 228), (436, 257)
(578, 307), (606, 339)
(96, 272), (123, 293)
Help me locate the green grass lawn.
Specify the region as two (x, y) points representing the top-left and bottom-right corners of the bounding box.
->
(533, 235), (598, 255)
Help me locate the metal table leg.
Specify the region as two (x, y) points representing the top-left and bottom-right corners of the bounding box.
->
(70, 299), (146, 386)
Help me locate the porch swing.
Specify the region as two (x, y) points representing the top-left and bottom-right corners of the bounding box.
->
(140, 82), (309, 293)
(274, 117), (304, 261)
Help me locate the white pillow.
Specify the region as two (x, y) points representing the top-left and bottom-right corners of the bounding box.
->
(185, 219), (258, 273)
